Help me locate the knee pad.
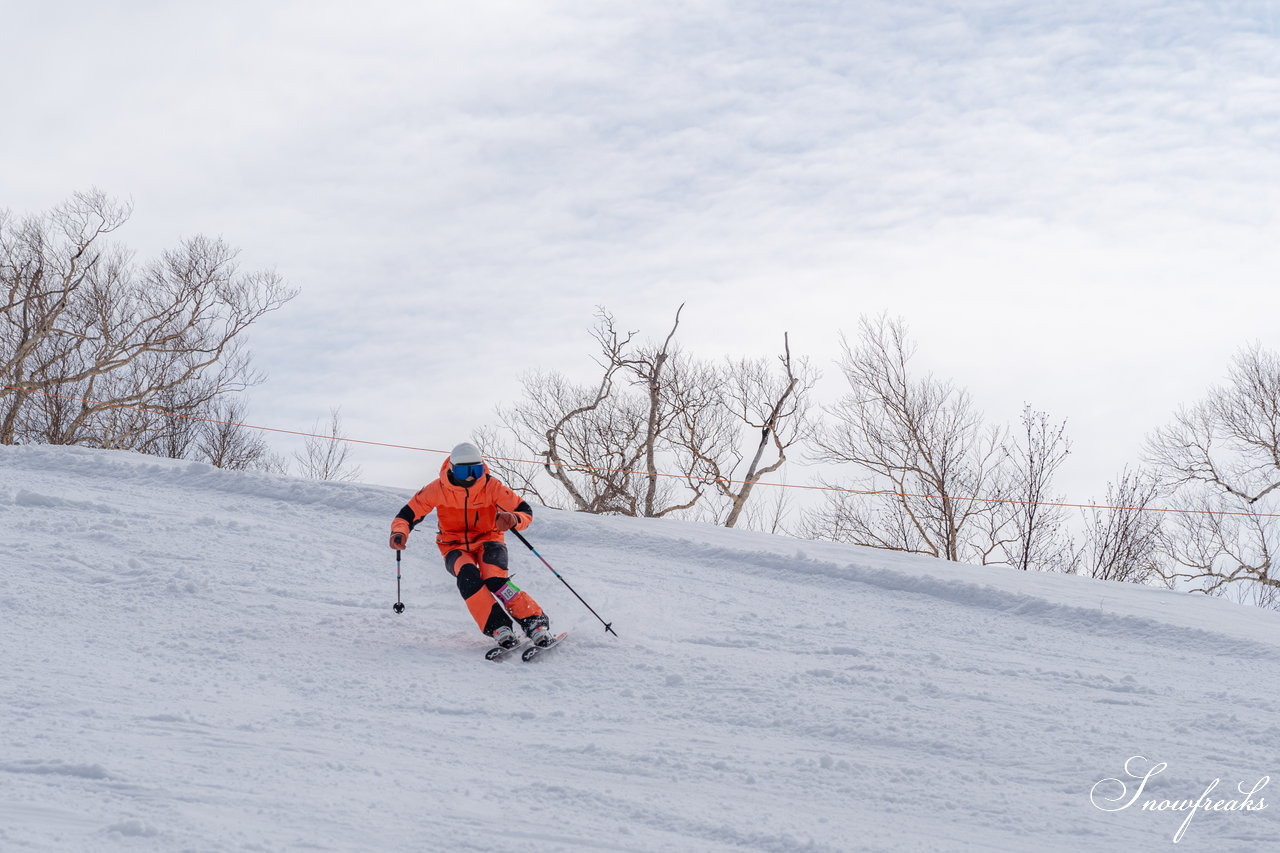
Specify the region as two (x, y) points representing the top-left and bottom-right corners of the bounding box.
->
(481, 541), (509, 569)
(454, 563), (484, 598)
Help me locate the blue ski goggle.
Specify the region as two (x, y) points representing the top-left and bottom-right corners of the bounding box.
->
(451, 462), (485, 481)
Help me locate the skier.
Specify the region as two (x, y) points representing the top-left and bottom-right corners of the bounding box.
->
(389, 441), (552, 650)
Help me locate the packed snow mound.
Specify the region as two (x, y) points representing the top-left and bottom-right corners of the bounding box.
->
(1, 444), (1276, 852)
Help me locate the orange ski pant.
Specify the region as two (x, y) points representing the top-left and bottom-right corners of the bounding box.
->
(440, 541), (543, 635)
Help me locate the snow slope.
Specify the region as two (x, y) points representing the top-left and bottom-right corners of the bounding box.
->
(1, 444), (1277, 852)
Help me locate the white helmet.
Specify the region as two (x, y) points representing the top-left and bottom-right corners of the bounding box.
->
(449, 442), (483, 465)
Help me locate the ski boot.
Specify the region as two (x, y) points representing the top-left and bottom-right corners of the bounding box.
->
(490, 625), (519, 650)
(519, 614), (552, 647)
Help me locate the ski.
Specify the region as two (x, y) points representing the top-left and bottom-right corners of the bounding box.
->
(521, 631), (569, 662)
(484, 640), (530, 662)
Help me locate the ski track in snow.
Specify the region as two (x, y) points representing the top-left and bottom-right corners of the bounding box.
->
(1, 444), (1277, 852)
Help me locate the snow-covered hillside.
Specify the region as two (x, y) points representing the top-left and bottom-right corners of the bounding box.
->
(1, 445), (1276, 852)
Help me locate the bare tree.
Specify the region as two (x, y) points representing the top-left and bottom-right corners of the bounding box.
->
(989, 405), (1073, 571)
(1234, 579), (1280, 610)
(496, 313), (647, 514)
(196, 397), (281, 472)
(620, 304), (705, 518)
(1, 190), (131, 442)
(496, 307), (702, 517)
(739, 473), (798, 535)
(678, 334), (817, 528)
(810, 315), (1004, 562)
(0, 191), (296, 453)
(494, 306), (816, 526)
(142, 384), (212, 459)
(1078, 468), (1163, 584)
(295, 408), (362, 482)
(474, 425), (549, 504)
(1147, 344), (1280, 595)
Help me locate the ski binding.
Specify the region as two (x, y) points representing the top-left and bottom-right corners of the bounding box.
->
(484, 640), (529, 661)
(520, 631), (569, 662)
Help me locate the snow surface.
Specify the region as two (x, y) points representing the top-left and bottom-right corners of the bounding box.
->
(1, 444), (1277, 852)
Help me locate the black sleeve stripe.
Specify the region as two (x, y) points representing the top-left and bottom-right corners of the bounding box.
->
(515, 500), (533, 518)
(397, 504), (420, 530)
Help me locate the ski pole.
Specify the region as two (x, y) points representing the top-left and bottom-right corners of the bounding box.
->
(393, 550), (405, 613)
(510, 529), (617, 637)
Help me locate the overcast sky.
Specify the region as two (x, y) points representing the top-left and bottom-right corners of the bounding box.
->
(3, 0), (1279, 502)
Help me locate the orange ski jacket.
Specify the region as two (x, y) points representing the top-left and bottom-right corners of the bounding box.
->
(391, 458), (532, 550)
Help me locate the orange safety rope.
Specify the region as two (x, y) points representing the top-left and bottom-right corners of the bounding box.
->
(0, 383), (451, 455)
(3, 382), (1279, 519)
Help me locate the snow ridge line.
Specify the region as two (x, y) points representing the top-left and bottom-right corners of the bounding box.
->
(558, 521), (1280, 661)
(0, 444), (402, 514)
(0, 761), (112, 780)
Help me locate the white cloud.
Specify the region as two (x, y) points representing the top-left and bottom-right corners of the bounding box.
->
(4, 0), (1279, 496)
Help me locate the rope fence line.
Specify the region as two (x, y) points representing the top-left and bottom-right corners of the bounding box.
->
(0, 383), (454, 455)
(3, 382), (1278, 520)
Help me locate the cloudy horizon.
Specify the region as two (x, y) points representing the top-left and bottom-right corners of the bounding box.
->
(4, 0), (1279, 504)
